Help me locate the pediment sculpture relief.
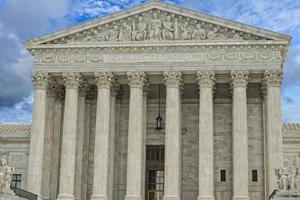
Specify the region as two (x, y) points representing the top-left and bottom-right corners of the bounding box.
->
(47, 9), (269, 44)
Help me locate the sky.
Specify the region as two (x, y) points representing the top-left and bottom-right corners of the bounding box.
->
(0, 0), (299, 124)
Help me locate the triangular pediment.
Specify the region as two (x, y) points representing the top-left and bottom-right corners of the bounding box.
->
(25, 1), (290, 46)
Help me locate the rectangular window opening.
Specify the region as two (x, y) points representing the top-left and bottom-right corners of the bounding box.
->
(10, 174), (22, 189)
(220, 170), (226, 182)
(252, 170), (258, 182)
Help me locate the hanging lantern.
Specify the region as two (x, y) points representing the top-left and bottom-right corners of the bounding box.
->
(156, 84), (163, 129)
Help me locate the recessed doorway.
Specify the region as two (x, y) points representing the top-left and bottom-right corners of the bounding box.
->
(146, 145), (165, 200)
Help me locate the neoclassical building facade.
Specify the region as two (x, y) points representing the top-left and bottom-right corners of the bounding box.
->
(20, 1), (294, 200)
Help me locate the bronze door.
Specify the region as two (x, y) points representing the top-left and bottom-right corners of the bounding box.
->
(146, 145), (165, 200)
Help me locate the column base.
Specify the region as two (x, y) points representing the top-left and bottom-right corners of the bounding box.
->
(91, 195), (108, 200)
(124, 195), (143, 200)
(197, 195), (215, 200)
(232, 196), (249, 200)
(57, 194), (75, 200)
(163, 195), (180, 200)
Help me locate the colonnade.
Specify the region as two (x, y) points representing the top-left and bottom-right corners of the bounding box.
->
(27, 70), (283, 200)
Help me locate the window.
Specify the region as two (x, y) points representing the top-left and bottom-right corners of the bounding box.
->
(252, 170), (258, 182)
(10, 174), (22, 189)
(146, 146), (164, 161)
(220, 170), (226, 182)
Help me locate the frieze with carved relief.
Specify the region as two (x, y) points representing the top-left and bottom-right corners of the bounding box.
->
(46, 9), (270, 44)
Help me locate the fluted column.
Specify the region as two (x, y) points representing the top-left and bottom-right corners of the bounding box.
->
(263, 69), (283, 197)
(108, 82), (120, 200)
(231, 71), (249, 200)
(57, 72), (81, 200)
(125, 72), (146, 200)
(27, 72), (49, 197)
(141, 84), (148, 199)
(197, 71), (215, 200)
(41, 80), (57, 200)
(163, 71), (183, 200)
(50, 86), (64, 200)
(91, 72), (113, 200)
(75, 80), (89, 200)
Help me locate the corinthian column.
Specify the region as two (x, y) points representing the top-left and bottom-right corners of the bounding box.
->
(197, 71), (215, 200)
(41, 79), (58, 200)
(57, 72), (81, 200)
(27, 72), (49, 197)
(263, 69), (283, 197)
(125, 72), (146, 200)
(163, 71), (183, 200)
(91, 72), (113, 200)
(231, 71), (249, 200)
(75, 80), (89, 200)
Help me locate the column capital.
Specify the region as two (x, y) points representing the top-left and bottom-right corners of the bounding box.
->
(32, 72), (49, 89)
(95, 72), (113, 89)
(196, 71), (215, 88)
(230, 70), (249, 88)
(78, 79), (89, 97)
(127, 71), (146, 88)
(163, 71), (183, 88)
(111, 79), (121, 97)
(47, 79), (60, 97)
(63, 72), (81, 89)
(263, 69), (282, 87)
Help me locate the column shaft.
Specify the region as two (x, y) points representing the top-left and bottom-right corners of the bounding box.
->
(91, 72), (113, 200)
(57, 73), (81, 200)
(125, 72), (146, 200)
(75, 81), (88, 200)
(231, 71), (249, 200)
(108, 84), (119, 200)
(163, 71), (182, 200)
(197, 71), (215, 200)
(27, 72), (49, 197)
(41, 83), (56, 200)
(264, 70), (283, 197)
(50, 89), (64, 200)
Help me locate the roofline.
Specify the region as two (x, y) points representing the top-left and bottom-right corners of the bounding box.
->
(24, 1), (291, 47)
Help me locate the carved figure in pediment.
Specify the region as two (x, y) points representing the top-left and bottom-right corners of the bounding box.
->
(233, 32), (243, 40)
(207, 27), (218, 39)
(132, 16), (147, 41)
(148, 12), (162, 40)
(94, 30), (106, 41)
(279, 166), (290, 190)
(106, 25), (119, 41)
(192, 24), (206, 40)
(119, 22), (132, 41)
(162, 15), (176, 40)
(180, 21), (190, 40)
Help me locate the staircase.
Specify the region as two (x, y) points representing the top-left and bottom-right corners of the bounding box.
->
(11, 187), (37, 200)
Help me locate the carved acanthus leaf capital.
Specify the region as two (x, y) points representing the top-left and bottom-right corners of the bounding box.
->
(196, 71), (215, 88)
(62, 72), (81, 89)
(32, 72), (49, 89)
(111, 79), (121, 97)
(95, 72), (113, 89)
(263, 69), (282, 87)
(163, 71), (183, 88)
(127, 71), (146, 88)
(78, 79), (90, 97)
(230, 70), (249, 88)
(47, 79), (60, 97)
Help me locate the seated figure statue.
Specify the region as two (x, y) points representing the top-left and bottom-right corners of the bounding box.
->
(0, 158), (14, 191)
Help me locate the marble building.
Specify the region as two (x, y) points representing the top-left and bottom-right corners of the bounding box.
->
(3, 0), (295, 200)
